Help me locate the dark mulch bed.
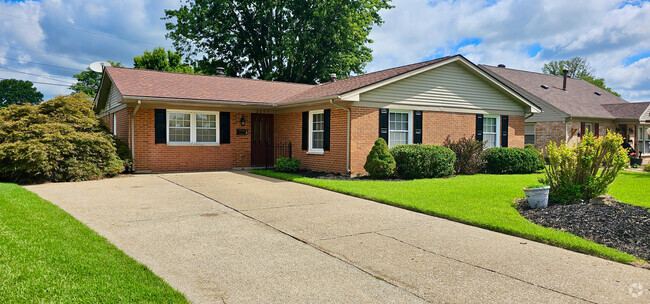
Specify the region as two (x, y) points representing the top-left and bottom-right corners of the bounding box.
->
(519, 200), (650, 260)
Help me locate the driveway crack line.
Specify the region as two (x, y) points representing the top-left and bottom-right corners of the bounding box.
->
(157, 175), (430, 303)
(375, 231), (597, 304)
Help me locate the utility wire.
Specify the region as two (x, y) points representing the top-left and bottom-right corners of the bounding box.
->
(0, 44), (104, 64)
(0, 56), (82, 72)
(0, 77), (72, 87)
(0, 12), (164, 47)
(0, 67), (76, 84)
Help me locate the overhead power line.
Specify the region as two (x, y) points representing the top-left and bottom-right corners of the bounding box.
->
(0, 67), (76, 84)
(0, 56), (82, 72)
(0, 12), (164, 47)
(0, 77), (72, 87)
(0, 44), (104, 64)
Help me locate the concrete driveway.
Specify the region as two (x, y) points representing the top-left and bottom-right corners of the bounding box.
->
(26, 172), (649, 303)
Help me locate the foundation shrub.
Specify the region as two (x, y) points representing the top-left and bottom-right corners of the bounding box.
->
(274, 157), (300, 172)
(442, 135), (485, 175)
(483, 147), (544, 174)
(364, 138), (396, 178)
(390, 144), (455, 179)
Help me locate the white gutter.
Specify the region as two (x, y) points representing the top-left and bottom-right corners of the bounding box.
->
(130, 100), (142, 169)
(330, 99), (351, 174)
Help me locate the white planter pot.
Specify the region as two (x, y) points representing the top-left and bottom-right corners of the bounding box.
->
(523, 186), (550, 209)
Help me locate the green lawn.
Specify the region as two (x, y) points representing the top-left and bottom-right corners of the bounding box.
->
(252, 170), (650, 264)
(0, 183), (187, 303)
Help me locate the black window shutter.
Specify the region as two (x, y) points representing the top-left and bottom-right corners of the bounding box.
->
(154, 109), (166, 144)
(323, 109), (331, 151)
(475, 114), (483, 142)
(413, 110), (423, 144)
(302, 111), (309, 150)
(594, 123), (599, 138)
(580, 122), (586, 138)
(379, 108), (389, 142)
(220, 112), (230, 144)
(501, 115), (508, 147)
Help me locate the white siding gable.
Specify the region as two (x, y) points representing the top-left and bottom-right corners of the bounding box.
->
(359, 62), (526, 114)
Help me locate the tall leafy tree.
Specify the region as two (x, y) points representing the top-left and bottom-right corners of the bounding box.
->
(133, 47), (194, 73)
(542, 56), (620, 96)
(70, 61), (123, 98)
(0, 79), (44, 107)
(164, 0), (393, 83)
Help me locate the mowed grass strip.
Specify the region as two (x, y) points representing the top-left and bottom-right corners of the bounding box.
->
(252, 170), (648, 264)
(608, 171), (650, 208)
(0, 183), (187, 303)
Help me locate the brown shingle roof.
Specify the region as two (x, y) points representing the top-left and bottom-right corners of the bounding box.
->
(480, 65), (627, 118)
(281, 56), (453, 102)
(105, 56), (455, 105)
(105, 66), (314, 104)
(602, 102), (650, 119)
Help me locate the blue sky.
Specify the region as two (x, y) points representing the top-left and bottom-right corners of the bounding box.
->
(2, 0), (650, 102)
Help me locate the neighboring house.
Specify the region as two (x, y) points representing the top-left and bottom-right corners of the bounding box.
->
(95, 55), (540, 175)
(481, 65), (650, 165)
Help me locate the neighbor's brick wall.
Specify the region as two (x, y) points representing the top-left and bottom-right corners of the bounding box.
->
(274, 107), (348, 174)
(534, 121), (566, 150)
(132, 108), (251, 172)
(508, 115), (525, 148)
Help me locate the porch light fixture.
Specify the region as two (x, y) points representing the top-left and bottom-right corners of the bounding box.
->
(240, 115), (246, 126)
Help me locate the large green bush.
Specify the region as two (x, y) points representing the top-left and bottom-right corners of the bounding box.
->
(390, 144), (455, 179)
(0, 93), (124, 183)
(275, 157), (300, 172)
(540, 132), (629, 203)
(364, 138), (396, 178)
(483, 147), (544, 174)
(442, 135), (485, 175)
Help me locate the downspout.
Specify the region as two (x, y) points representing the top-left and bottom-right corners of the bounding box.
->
(130, 100), (141, 170)
(330, 99), (351, 174)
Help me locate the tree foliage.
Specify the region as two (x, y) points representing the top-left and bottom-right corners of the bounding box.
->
(541, 56), (620, 96)
(0, 93), (124, 183)
(69, 61), (123, 98)
(164, 0), (393, 83)
(133, 47), (194, 73)
(0, 79), (44, 107)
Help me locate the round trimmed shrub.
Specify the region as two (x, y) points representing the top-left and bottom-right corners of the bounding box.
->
(364, 138), (396, 178)
(390, 144), (455, 179)
(0, 93), (124, 183)
(483, 147), (544, 174)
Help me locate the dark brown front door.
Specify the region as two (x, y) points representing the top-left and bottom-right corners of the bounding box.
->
(251, 114), (274, 167)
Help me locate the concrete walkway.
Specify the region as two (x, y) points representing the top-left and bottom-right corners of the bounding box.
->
(26, 172), (649, 303)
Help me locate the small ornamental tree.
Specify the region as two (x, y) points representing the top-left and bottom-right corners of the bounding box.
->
(540, 131), (628, 203)
(364, 138), (395, 178)
(442, 135), (485, 175)
(0, 93), (124, 183)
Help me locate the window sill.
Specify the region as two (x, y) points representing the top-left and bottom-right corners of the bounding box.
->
(307, 149), (324, 155)
(166, 142), (220, 147)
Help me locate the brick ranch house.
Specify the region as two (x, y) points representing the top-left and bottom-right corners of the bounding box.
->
(95, 55), (541, 175)
(482, 65), (650, 165)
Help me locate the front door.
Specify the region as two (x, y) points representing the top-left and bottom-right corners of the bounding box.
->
(251, 114), (274, 167)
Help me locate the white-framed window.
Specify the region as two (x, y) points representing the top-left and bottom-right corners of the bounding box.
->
(639, 126), (650, 154)
(308, 110), (324, 154)
(524, 123), (535, 146)
(483, 115), (500, 148)
(584, 123), (594, 136)
(167, 110), (219, 145)
(112, 114), (117, 136)
(388, 110), (412, 148)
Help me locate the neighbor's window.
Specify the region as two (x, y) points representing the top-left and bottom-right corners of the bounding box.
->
(309, 110), (324, 152)
(167, 111), (219, 144)
(525, 123), (535, 145)
(483, 115), (500, 148)
(389, 111), (411, 148)
(639, 126), (650, 154)
(584, 123), (594, 136)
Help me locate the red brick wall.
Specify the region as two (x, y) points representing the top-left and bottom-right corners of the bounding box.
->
(274, 108), (348, 174)
(350, 107), (379, 175)
(508, 115), (525, 148)
(422, 112), (475, 144)
(99, 109), (130, 146)
(132, 108), (251, 172)
(534, 121), (566, 150)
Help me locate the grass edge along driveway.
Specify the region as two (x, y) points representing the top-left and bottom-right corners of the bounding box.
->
(252, 170), (649, 265)
(0, 183), (188, 303)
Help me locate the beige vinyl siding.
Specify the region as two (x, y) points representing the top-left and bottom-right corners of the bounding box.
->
(359, 62), (525, 114)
